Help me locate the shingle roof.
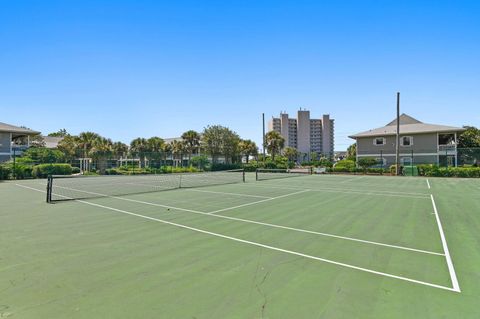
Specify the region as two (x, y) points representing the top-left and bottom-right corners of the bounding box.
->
(0, 122), (40, 135)
(349, 114), (465, 138)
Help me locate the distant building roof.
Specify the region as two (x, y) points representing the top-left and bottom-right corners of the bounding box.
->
(43, 136), (64, 148)
(0, 122), (40, 135)
(349, 114), (465, 138)
(164, 137), (183, 144)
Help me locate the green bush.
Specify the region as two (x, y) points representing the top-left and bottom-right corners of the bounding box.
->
(22, 147), (66, 164)
(32, 164), (73, 178)
(390, 164), (402, 175)
(421, 166), (480, 178)
(72, 167), (81, 174)
(13, 164), (33, 179)
(357, 157), (378, 172)
(0, 165), (12, 180)
(242, 163), (258, 172)
(366, 168), (387, 175)
(334, 159), (356, 170)
(190, 155), (209, 169)
(0, 162), (33, 179)
(331, 166), (358, 173)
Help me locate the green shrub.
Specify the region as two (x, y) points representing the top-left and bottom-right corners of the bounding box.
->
(13, 164), (33, 179)
(22, 147), (66, 164)
(0, 165), (12, 180)
(32, 164), (73, 178)
(72, 167), (81, 174)
(105, 168), (122, 175)
(331, 166), (359, 173)
(242, 163), (258, 172)
(0, 162), (33, 179)
(357, 157), (378, 172)
(390, 164), (403, 175)
(366, 168), (387, 175)
(334, 159), (356, 170)
(317, 157), (333, 168)
(190, 155), (209, 169)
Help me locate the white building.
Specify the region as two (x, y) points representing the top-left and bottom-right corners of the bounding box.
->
(268, 109), (334, 159)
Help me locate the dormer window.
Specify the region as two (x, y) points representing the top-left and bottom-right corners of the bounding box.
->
(401, 136), (413, 146)
(373, 137), (386, 146)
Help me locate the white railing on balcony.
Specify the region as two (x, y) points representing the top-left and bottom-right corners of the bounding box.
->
(438, 145), (457, 153)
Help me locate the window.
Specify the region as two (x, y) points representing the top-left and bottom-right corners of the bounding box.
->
(373, 137), (386, 146)
(401, 136), (413, 146)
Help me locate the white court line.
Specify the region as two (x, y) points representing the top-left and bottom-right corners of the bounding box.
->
(185, 189), (272, 199)
(430, 194), (461, 292)
(207, 190), (311, 214)
(63, 188), (441, 256)
(241, 183), (430, 199)
(426, 179), (431, 189)
(23, 183), (443, 256)
(15, 184), (458, 293)
(245, 182), (431, 196)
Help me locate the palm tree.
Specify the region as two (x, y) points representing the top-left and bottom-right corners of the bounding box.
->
(91, 137), (113, 174)
(181, 130), (201, 165)
(239, 139), (258, 163)
(161, 142), (172, 166)
(171, 140), (185, 167)
(112, 142), (128, 159)
(347, 143), (357, 161)
(57, 135), (80, 163)
(265, 131), (285, 161)
(77, 132), (100, 158)
(130, 138), (148, 168)
(283, 147), (298, 163)
(147, 137), (165, 168)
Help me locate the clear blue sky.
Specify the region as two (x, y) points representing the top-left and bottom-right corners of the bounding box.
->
(1, 0), (479, 151)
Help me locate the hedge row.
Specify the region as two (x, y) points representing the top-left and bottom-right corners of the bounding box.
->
(0, 163), (75, 180)
(417, 165), (480, 178)
(327, 167), (388, 174)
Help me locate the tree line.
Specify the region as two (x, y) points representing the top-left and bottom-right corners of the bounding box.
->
(48, 126), (259, 171)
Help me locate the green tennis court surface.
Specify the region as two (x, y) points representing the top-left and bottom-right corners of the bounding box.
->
(1, 174), (479, 318)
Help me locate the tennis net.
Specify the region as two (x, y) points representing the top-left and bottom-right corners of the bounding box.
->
(46, 169), (245, 202)
(255, 168), (312, 181)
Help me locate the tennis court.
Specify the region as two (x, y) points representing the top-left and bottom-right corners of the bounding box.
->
(1, 172), (479, 318)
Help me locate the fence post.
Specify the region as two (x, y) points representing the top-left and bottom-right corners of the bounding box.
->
(411, 149), (414, 176)
(12, 148), (16, 180)
(380, 150), (383, 174)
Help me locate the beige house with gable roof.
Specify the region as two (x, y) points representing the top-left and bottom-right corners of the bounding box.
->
(349, 114), (465, 167)
(0, 122), (40, 162)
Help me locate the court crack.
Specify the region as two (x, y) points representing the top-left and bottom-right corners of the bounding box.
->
(251, 249), (304, 319)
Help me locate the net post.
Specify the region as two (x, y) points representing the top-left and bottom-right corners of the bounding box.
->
(242, 169), (245, 182)
(46, 175), (52, 203)
(255, 169), (258, 181)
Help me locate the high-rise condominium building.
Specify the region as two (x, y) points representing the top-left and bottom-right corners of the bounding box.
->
(268, 109), (334, 159)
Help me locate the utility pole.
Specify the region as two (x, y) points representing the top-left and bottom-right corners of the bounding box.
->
(395, 92), (401, 176)
(262, 113), (266, 162)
